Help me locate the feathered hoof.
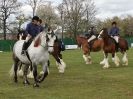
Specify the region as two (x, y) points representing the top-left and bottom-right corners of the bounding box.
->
(33, 83), (39, 87)
(17, 70), (24, 77)
(100, 61), (105, 65)
(27, 72), (34, 79)
(122, 63), (128, 66)
(115, 64), (120, 67)
(59, 70), (65, 74)
(103, 66), (109, 69)
(86, 61), (92, 64)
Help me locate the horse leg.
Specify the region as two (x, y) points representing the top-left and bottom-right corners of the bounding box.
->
(40, 60), (49, 75)
(33, 64), (39, 87)
(113, 53), (120, 67)
(122, 52), (128, 66)
(27, 64), (34, 79)
(23, 64), (30, 85)
(13, 58), (19, 83)
(52, 52), (66, 73)
(103, 53), (110, 69)
(100, 51), (106, 65)
(83, 54), (92, 64)
(17, 62), (24, 77)
(58, 53), (66, 72)
(38, 62), (49, 83)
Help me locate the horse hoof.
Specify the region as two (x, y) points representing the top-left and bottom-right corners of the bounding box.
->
(116, 64), (120, 67)
(33, 83), (39, 87)
(86, 62), (92, 64)
(103, 66), (109, 69)
(23, 80), (30, 85)
(100, 62), (105, 65)
(123, 64), (128, 66)
(59, 70), (64, 74)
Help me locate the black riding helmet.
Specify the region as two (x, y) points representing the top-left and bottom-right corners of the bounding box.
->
(112, 21), (117, 25)
(32, 16), (39, 21)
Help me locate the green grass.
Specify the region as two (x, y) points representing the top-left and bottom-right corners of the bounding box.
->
(0, 49), (133, 99)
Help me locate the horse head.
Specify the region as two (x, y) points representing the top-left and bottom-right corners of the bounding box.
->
(98, 28), (109, 39)
(46, 32), (57, 53)
(17, 29), (27, 40)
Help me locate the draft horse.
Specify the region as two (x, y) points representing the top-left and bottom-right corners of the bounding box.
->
(98, 28), (129, 68)
(76, 35), (104, 64)
(10, 31), (56, 87)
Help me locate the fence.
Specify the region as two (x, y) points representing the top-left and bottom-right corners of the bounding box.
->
(0, 37), (133, 52)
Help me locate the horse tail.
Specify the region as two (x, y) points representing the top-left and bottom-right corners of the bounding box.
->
(9, 64), (15, 77)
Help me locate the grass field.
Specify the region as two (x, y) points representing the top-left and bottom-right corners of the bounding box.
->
(0, 48), (133, 99)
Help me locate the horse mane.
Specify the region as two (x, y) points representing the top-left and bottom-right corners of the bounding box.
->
(102, 28), (116, 42)
(34, 32), (46, 47)
(76, 35), (88, 47)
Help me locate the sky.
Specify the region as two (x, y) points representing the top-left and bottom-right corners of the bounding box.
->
(19, 0), (133, 20)
(94, 0), (133, 19)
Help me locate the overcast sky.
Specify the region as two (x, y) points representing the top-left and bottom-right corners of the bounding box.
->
(94, 0), (133, 19)
(19, 0), (133, 20)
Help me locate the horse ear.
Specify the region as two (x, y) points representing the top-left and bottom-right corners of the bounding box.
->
(34, 36), (41, 47)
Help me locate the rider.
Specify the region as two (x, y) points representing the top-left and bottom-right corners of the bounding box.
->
(108, 21), (120, 51)
(21, 16), (40, 55)
(87, 26), (97, 43)
(37, 19), (44, 32)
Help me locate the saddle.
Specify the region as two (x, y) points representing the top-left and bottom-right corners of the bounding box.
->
(88, 38), (97, 50)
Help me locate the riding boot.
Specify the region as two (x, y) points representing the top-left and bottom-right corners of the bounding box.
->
(21, 41), (29, 55)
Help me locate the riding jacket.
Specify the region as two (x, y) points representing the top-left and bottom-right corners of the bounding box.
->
(88, 29), (97, 36)
(108, 27), (119, 36)
(26, 22), (40, 38)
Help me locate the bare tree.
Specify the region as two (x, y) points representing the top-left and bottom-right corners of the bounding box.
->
(16, 14), (29, 31)
(0, 0), (21, 40)
(36, 2), (59, 28)
(25, 0), (47, 16)
(58, 0), (96, 38)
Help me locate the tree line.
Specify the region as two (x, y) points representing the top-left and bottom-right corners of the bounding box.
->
(0, 0), (133, 40)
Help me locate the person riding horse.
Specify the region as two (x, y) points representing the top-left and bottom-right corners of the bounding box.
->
(87, 26), (97, 42)
(21, 16), (40, 55)
(86, 26), (97, 48)
(108, 21), (120, 51)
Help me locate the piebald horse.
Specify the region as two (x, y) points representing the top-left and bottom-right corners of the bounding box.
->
(10, 31), (56, 87)
(98, 28), (128, 68)
(16, 30), (66, 79)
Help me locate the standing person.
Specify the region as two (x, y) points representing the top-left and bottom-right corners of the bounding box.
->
(108, 21), (120, 50)
(87, 26), (97, 43)
(21, 16), (40, 55)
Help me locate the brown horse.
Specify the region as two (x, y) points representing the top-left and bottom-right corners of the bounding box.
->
(76, 35), (104, 64)
(17, 31), (66, 78)
(98, 28), (128, 68)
